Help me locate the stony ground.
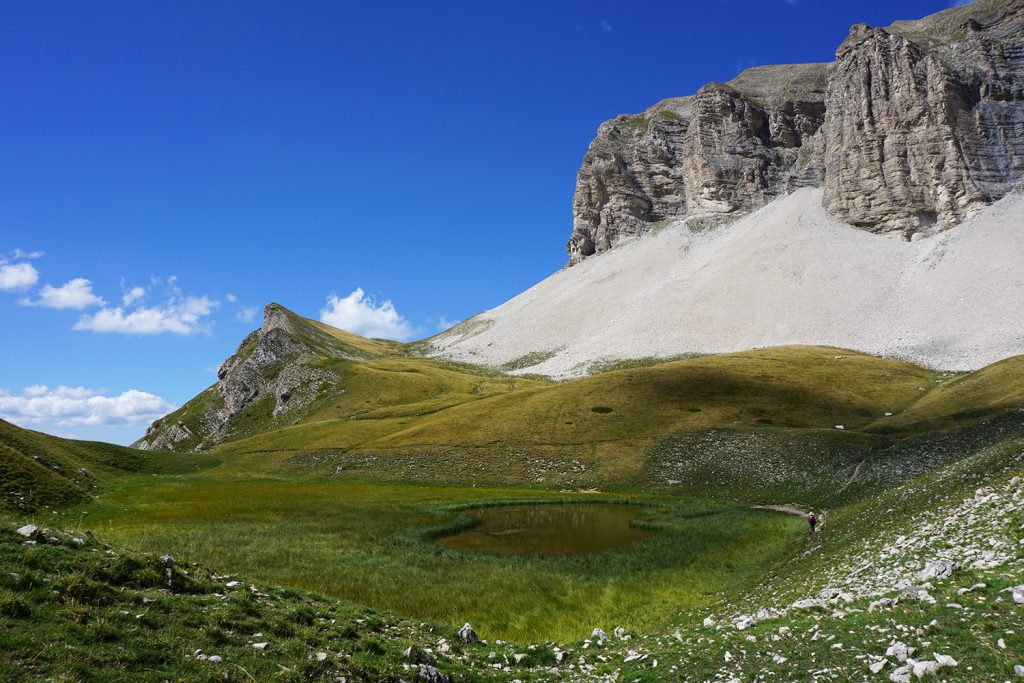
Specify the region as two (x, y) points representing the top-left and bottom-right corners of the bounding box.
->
(428, 188), (1024, 378)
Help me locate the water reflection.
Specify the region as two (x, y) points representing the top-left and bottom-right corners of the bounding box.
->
(437, 504), (650, 556)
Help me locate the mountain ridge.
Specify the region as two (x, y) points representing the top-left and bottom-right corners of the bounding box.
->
(566, 0), (1024, 264)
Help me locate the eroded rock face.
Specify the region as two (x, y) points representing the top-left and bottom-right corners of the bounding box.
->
(134, 304), (341, 451)
(567, 0), (1024, 262)
(824, 1), (1024, 237)
(568, 64), (827, 264)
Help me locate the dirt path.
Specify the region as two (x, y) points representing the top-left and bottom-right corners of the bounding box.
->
(752, 504), (827, 530)
(838, 459), (866, 493)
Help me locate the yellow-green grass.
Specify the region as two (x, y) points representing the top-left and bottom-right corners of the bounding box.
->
(0, 419), (217, 512)
(866, 354), (1024, 435)
(204, 346), (955, 491)
(83, 479), (804, 642)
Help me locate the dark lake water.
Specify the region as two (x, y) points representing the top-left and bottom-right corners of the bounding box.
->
(436, 503), (651, 556)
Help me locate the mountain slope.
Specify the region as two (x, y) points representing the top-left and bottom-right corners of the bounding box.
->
(568, 0), (1024, 262)
(0, 419), (214, 512)
(427, 187), (1024, 377)
(136, 303), (549, 452)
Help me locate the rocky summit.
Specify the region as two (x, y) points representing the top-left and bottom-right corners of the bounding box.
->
(566, 0), (1024, 264)
(134, 304), (383, 451)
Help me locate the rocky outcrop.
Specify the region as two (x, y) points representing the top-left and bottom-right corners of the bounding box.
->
(568, 64), (827, 264)
(824, 0), (1024, 237)
(135, 304), (355, 452)
(567, 0), (1024, 262)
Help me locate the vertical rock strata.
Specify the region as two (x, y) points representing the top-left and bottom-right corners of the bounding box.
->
(567, 0), (1024, 262)
(569, 65), (828, 264)
(824, 0), (1024, 236)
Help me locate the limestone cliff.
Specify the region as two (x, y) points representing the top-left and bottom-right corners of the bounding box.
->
(824, 0), (1024, 236)
(567, 0), (1024, 262)
(568, 64), (827, 264)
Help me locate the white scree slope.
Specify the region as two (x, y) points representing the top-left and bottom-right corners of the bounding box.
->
(426, 188), (1024, 378)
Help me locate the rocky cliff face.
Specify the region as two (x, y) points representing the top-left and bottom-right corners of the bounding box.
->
(134, 304), (363, 452)
(824, 0), (1024, 237)
(567, 0), (1024, 262)
(568, 64), (827, 264)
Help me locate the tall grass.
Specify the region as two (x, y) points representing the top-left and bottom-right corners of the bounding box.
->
(85, 480), (803, 642)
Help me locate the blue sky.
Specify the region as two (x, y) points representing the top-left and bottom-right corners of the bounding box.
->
(0, 0), (956, 444)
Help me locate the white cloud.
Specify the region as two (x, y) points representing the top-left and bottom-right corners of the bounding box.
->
(320, 288), (413, 340)
(122, 286), (146, 306)
(0, 385), (175, 427)
(74, 295), (219, 335)
(435, 316), (460, 333)
(20, 278), (105, 309)
(235, 306), (257, 323)
(0, 262), (40, 291)
(600, 20), (613, 33)
(10, 249), (44, 260)
(225, 293), (238, 303)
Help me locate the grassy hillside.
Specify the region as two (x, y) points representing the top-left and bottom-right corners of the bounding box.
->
(141, 304), (549, 452)
(2, 410), (1020, 680)
(0, 419), (217, 512)
(195, 337), (1024, 503)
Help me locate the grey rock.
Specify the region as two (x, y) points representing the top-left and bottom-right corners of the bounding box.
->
(823, 1), (1024, 238)
(15, 525), (37, 537)
(902, 586), (936, 603)
(418, 664), (450, 683)
(566, 1), (1024, 263)
(791, 597), (828, 611)
(591, 627), (608, 641)
(890, 665), (911, 683)
(568, 64), (826, 265)
(1003, 584), (1024, 604)
(457, 622), (479, 644)
(886, 641), (916, 662)
(916, 560), (959, 582)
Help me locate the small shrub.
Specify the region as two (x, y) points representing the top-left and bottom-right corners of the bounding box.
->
(591, 406), (614, 414)
(0, 594), (31, 618)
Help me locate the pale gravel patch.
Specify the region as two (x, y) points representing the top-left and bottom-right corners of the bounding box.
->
(427, 188), (1024, 378)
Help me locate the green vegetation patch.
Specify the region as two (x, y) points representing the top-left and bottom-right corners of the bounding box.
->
(85, 482), (803, 642)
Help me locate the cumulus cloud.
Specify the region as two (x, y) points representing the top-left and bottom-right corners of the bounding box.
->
(225, 293), (238, 303)
(320, 288), (414, 340)
(0, 385), (175, 427)
(235, 306), (257, 323)
(20, 278), (105, 309)
(122, 286), (146, 306)
(0, 262), (40, 291)
(74, 295), (219, 335)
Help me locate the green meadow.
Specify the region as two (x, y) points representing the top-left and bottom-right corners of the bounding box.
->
(3, 310), (1024, 679)
(83, 478), (804, 642)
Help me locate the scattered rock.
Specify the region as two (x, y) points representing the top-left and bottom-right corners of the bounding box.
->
(457, 623), (478, 644)
(916, 560), (958, 583)
(15, 525), (37, 537)
(418, 664), (450, 683)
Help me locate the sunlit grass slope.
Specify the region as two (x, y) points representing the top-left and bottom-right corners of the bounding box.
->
(200, 338), (1024, 500)
(0, 419), (216, 512)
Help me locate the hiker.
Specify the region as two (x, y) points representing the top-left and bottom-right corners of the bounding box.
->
(807, 511), (817, 535)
